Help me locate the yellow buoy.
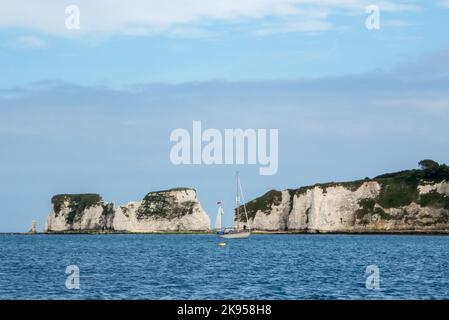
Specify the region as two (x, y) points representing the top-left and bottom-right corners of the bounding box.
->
(218, 242), (226, 246)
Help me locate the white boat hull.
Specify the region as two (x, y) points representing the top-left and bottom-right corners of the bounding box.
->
(219, 231), (251, 239)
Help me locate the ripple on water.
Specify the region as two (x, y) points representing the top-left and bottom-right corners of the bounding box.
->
(1, 234), (449, 299)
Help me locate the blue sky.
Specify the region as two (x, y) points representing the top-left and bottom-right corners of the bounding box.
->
(0, 0), (448, 86)
(0, 1), (449, 231)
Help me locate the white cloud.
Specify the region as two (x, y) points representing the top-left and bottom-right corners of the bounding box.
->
(438, 0), (449, 8)
(376, 1), (419, 12)
(11, 36), (46, 49)
(0, 0), (419, 37)
(382, 19), (413, 28)
(254, 20), (333, 35)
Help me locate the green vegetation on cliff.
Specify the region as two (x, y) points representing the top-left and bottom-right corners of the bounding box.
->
(51, 194), (103, 224)
(237, 160), (449, 222)
(355, 198), (392, 223)
(242, 190), (282, 220)
(149, 187), (196, 194)
(136, 190), (195, 220)
(287, 180), (367, 198)
(371, 160), (449, 210)
(376, 159), (449, 182)
(137, 192), (171, 219)
(376, 178), (419, 208)
(419, 191), (449, 210)
(353, 160), (449, 222)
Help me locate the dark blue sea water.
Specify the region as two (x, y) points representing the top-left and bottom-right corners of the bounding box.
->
(1, 234), (449, 300)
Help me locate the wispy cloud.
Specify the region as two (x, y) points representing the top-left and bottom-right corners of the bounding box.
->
(10, 36), (46, 49)
(0, 0), (419, 38)
(382, 19), (413, 28)
(254, 20), (333, 35)
(438, 0), (449, 8)
(376, 1), (419, 12)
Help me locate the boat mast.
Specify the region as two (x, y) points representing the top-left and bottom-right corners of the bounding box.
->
(236, 171), (240, 227)
(236, 172), (251, 231)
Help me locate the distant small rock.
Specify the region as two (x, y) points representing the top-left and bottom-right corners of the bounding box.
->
(29, 220), (37, 233)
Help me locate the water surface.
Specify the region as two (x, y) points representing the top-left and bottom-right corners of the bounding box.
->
(1, 234), (448, 299)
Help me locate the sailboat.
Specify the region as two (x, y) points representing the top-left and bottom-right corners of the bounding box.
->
(215, 172), (251, 239)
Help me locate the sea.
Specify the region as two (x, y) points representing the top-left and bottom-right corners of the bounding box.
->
(1, 234), (449, 300)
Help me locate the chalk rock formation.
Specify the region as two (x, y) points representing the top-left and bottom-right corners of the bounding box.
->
(45, 194), (114, 232)
(235, 177), (449, 233)
(44, 188), (211, 232)
(113, 188), (211, 232)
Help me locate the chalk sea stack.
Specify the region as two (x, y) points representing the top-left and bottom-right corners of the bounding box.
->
(44, 188), (211, 233)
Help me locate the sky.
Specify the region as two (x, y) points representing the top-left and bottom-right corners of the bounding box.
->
(0, 0), (449, 231)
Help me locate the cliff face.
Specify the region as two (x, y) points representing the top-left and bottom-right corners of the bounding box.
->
(44, 188), (210, 232)
(235, 178), (449, 233)
(113, 188), (211, 232)
(45, 194), (114, 232)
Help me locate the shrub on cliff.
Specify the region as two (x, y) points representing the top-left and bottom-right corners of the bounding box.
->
(136, 189), (196, 220)
(419, 191), (449, 210)
(51, 194), (103, 224)
(419, 160), (449, 181)
(238, 189), (283, 220)
(240, 160), (449, 223)
(375, 160), (449, 182)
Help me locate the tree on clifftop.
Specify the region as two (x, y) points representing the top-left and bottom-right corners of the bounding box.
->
(418, 159), (449, 181)
(419, 159), (439, 173)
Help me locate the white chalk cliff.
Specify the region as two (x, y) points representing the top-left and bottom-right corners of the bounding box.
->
(44, 188), (211, 232)
(235, 179), (449, 233)
(113, 188), (210, 232)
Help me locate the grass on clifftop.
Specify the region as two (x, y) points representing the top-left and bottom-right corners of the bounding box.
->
(238, 160), (449, 222)
(239, 190), (282, 220)
(148, 187), (196, 194)
(136, 191), (195, 220)
(290, 179), (368, 197)
(372, 160), (449, 209)
(51, 194), (103, 224)
(347, 160), (449, 223)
